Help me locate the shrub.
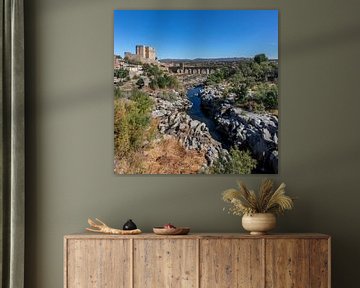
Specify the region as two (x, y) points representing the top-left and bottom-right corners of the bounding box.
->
(129, 89), (153, 114)
(114, 89), (133, 99)
(163, 74), (179, 89)
(241, 101), (265, 112)
(211, 148), (257, 174)
(136, 78), (145, 89)
(114, 68), (129, 79)
(143, 64), (163, 77)
(149, 78), (159, 90)
(157, 76), (167, 89)
(149, 74), (179, 90)
(229, 85), (248, 103)
(114, 90), (154, 159)
(253, 83), (278, 110)
(229, 72), (245, 86)
(114, 100), (132, 157)
(262, 90), (278, 110)
(206, 69), (225, 85)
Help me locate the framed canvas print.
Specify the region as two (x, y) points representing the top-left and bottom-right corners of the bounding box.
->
(114, 10), (278, 175)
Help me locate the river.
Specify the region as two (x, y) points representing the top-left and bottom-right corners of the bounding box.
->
(186, 86), (267, 173)
(186, 86), (225, 145)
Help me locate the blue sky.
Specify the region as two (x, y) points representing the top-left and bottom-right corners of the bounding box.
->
(114, 10), (278, 59)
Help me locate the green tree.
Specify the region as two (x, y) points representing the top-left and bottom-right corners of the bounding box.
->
(229, 71), (245, 86)
(262, 90), (278, 109)
(254, 53), (268, 64)
(250, 62), (264, 81)
(239, 62), (253, 77)
(206, 69), (225, 85)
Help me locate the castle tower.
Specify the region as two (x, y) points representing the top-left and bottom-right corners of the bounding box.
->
(135, 45), (146, 58)
(145, 46), (156, 60)
(135, 45), (156, 60)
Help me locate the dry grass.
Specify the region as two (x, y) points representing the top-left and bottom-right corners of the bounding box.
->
(269, 109), (278, 116)
(114, 136), (206, 174)
(141, 137), (205, 174)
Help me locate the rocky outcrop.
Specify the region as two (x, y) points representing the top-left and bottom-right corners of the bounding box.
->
(200, 87), (279, 173)
(150, 84), (279, 173)
(151, 95), (224, 167)
(151, 96), (192, 118)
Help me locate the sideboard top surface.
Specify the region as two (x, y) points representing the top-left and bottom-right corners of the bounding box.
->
(64, 232), (330, 240)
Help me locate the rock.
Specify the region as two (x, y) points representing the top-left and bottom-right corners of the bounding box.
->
(179, 122), (187, 131)
(150, 84), (278, 172)
(199, 87), (279, 172)
(151, 87), (222, 163)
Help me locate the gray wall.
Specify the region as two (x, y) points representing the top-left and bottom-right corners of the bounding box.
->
(25, 0), (360, 287)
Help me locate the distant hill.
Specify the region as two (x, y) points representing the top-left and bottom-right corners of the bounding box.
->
(159, 57), (251, 63)
(159, 57), (278, 63)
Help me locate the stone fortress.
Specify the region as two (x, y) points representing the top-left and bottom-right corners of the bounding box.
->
(135, 45), (156, 60)
(124, 45), (157, 63)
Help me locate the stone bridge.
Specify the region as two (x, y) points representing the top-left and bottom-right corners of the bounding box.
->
(168, 65), (217, 75)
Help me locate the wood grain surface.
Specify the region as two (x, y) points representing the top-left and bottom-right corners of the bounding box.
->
(65, 239), (131, 288)
(65, 233), (330, 240)
(309, 239), (330, 288)
(64, 233), (330, 288)
(265, 239), (310, 287)
(133, 239), (198, 288)
(200, 239), (264, 288)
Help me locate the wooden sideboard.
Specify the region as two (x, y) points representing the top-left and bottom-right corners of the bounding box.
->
(64, 233), (330, 288)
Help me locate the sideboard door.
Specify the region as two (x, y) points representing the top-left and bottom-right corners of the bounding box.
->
(200, 239), (264, 288)
(266, 239), (309, 288)
(66, 239), (131, 288)
(265, 239), (329, 288)
(134, 239), (198, 288)
(309, 239), (330, 288)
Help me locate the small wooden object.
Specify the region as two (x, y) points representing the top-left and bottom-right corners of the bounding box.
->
(153, 227), (190, 235)
(86, 218), (141, 235)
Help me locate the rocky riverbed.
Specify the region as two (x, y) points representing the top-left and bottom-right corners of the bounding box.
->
(150, 90), (225, 169)
(149, 80), (278, 173)
(200, 86), (278, 173)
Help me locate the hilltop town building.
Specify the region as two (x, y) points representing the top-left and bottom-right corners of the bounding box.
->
(124, 45), (157, 63)
(113, 55), (125, 69)
(135, 45), (156, 60)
